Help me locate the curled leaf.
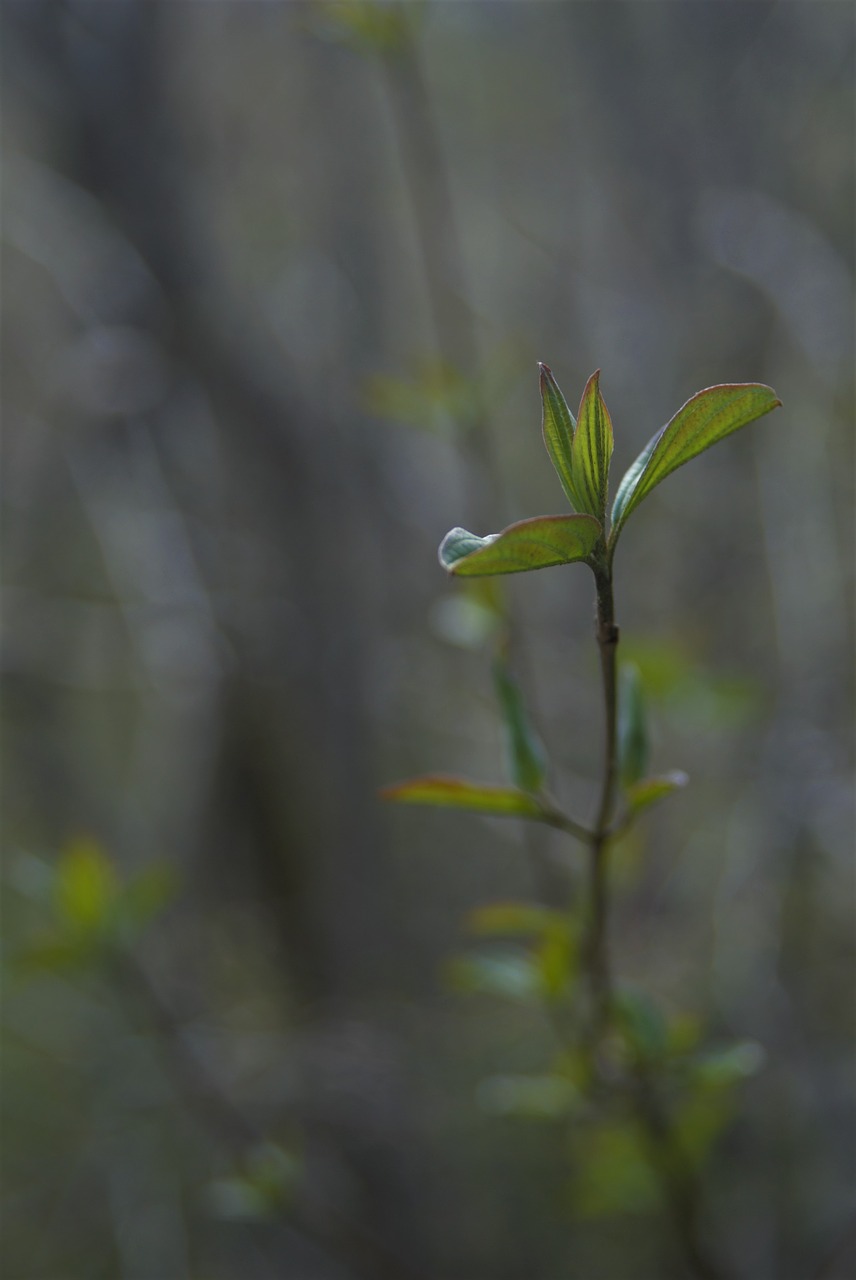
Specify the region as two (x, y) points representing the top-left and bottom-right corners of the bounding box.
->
(439, 514), (601, 577)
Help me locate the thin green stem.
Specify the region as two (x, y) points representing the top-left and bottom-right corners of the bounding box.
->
(632, 1066), (732, 1280)
(584, 565), (620, 1033)
(538, 805), (594, 846)
(569, 561), (733, 1280)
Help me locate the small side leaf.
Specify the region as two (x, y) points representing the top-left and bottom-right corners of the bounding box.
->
(446, 950), (540, 1001)
(54, 837), (119, 937)
(611, 382), (781, 537)
(624, 770), (688, 816)
(536, 919), (577, 1001)
(467, 901), (565, 938)
(477, 1073), (579, 1119)
(618, 664), (650, 789)
(539, 363), (581, 510)
(439, 514), (601, 577)
(690, 1041), (765, 1088)
(380, 775), (544, 819)
(572, 370), (613, 521)
(613, 986), (669, 1061)
(493, 658), (547, 793)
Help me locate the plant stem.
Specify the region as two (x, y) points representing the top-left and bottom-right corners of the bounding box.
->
(585, 565), (620, 1033)
(576, 562), (733, 1280)
(633, 1067), (731, 1280)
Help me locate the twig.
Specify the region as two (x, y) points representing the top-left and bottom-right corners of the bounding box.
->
(563, 558), (734, 1280)
(583, 565), (620, 1035)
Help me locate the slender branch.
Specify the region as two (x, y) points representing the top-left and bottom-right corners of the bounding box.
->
(632, 1066), (733, 1280)
(539, 804), (595, 846)
(584, 565), (620, 1032)
(568, 561), (733, 1280)
(110, 950), (430, 1280)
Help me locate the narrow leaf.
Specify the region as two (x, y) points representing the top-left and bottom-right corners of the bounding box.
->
(467, 901), (565, 938)
(54, 837), (118, 936)
(690, 1041), (765, 1088)
(611, 382), (781, 535)
(477, 1073), (579, 1118)
(439, 514), (601, 577)
(446, 951), (540, 1001)
(614, 987), (669, 1060)
(380, 775), (544, 819)
(618, 663), (650, 789)
(539, 363), (582, 510)
(493, 658), (547, 792)
(572, 370), (613, 520)
(537, 920), (577, 1001)
(624, 770), (688, 816)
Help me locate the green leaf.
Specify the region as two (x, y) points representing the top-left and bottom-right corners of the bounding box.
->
(493, 658), (547, 792)
(611, 382), (781, 536)
(439, 514), (601, 577)
(690, 1041), (765, 1089)
(477, 1073), (579, 1119)
(624, 770), (689, 816)
(672, 1090), (735, 1166)
(467, 901), (565, 937)
(572, 370), (613, 521)
(54, 837), (119, 937)
(671, 1042), (764, 1166)
(536, 919), (577, 1001)
(117, 862), (180, 936)
(539, 363), (582, 510)
(310, 0), (414, 53)
(206, 1144), (300, 1221)
(613, 987), (668, 1060)
(15, 938), (93, 974)
(618, 664), (650, 789)
(446, 950), (540, 1001)
(572, 1122), (661, 1217)
(379, 775), (544, 819)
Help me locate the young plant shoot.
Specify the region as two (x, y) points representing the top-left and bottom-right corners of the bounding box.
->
(382, 365), (781, 1280)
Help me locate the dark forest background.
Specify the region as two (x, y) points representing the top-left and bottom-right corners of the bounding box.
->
(2, 3), (854, 1279)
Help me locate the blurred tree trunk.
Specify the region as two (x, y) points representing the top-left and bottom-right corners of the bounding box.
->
(5, 3), (430, 1276)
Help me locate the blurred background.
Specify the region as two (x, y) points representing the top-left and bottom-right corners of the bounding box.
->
(2, 3), (853, 1278)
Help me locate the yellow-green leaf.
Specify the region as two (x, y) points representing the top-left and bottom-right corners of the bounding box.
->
(493, 658), (547, 792)
(539, 363), (582, 510)
(446, 950), (540, 1001)
(379, 775), (544, 818)
(537, 919), (577, 1001)
(467, 901), (565, 937)
(624, 770), (689, 816)
(572, 370), (613, 520)
(611, 382), (781, 537)
(477, 1073), (579, 1118)
(54, 837), (118, 936)
(439, 514), (601, 577)
(618, 663), (650, 789)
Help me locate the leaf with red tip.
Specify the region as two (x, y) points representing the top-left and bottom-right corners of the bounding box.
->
(380, 775), (544, 818)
